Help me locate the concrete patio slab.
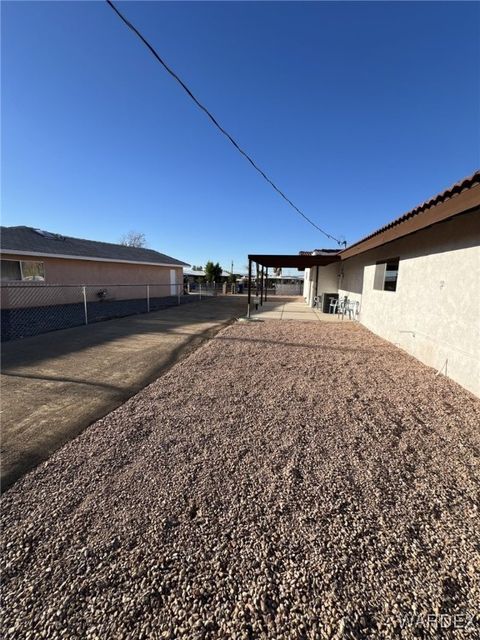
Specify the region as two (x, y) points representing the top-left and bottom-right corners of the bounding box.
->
(251, 297), (352, 322)
(254, 311), (283, 319)
(283, 311), (318, 320)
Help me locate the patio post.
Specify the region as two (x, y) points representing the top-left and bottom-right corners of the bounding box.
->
(265, 268), (268, 302)
(260, 266), (264, 306)
(247, 259), (252, 318)
(255, 263), (259, 296)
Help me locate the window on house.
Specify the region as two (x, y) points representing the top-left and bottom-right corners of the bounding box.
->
(21, 261), (45, 281)
(1, 260), (45, 282)
(373, 258), (399, 292)
(1, 260), (22, 281)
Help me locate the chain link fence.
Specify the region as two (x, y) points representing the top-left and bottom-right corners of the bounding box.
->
(1, 282), (217, 342)
(185, 283), (218, 297)
(274, 283), (304, 295)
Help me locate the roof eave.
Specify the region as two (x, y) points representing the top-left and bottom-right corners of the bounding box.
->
(339, 183), (480, 260)
(0, 249), (189, 268)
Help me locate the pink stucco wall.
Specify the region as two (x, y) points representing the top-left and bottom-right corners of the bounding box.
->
(1, 255), (184, 308)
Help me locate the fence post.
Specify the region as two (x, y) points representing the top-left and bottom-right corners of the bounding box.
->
(82, 286), (88, 325)
(146, 284), (150, 313)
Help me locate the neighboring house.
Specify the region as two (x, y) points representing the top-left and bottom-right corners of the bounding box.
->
(183, 268), (245, 286)
(1, 226), (188, 287)
(184, 268), (232, 280)
(184, 268), (206, 278)
(183, 268), (207, 291)
(302, 171), (480, 397)
(0, 226), (190, 340)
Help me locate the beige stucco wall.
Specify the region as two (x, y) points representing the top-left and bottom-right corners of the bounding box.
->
(1, 255), (182, 285)
(303, 264), (340, 307)
(305, 211), (480, 396)
(343, 211), (479, 396)
(303, 268), (313, 304)
(316, 263), (340, 298)
(1, 255), (184, 308)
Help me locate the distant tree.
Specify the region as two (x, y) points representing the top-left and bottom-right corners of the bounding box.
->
(191, 265), (203, 271)
(119, 231), (147, 248)
(204, 261), (222, 283)
(228, 271), (237, 284)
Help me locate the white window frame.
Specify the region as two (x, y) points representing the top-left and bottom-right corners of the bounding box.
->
(1, 258), (46, 282)
(373, 257), (399, 292)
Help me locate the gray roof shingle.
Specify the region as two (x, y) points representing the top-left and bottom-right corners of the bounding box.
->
(0, 226), (189, 267)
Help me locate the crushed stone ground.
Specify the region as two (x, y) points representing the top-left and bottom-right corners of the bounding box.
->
(1, 319), (479, 639)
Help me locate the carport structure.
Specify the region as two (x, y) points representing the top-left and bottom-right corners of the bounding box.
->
(247, 253), (340, 317)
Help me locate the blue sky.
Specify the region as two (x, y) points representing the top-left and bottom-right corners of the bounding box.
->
(2, 1), (479, 272)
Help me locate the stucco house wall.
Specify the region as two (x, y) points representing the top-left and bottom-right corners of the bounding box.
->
(1, 253), (183, 284)
(303, 264), (341, 307)
(305, 210), (479, 395)
(35, 256), (183, 287)
(315, 263), (340, 299)
(337, 210), (480, 396)
(1, 254), (184, 309)
(302, 268), (313, 304)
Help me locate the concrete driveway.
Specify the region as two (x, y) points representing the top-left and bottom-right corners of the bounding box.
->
(1, 295), (248, 490)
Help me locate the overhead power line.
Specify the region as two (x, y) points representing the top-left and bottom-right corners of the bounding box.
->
(106, 0), (344, 245)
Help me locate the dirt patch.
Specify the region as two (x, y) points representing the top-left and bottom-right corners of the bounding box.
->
(2, 320), (479, 639)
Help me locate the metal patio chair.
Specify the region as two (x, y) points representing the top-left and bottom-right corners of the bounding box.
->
(338, 296), (349, 319)
(342, 299), (360, 320)
(328, 297), (339, 314)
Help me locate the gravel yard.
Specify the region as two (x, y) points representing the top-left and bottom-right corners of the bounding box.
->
(1, 319), (479, 639)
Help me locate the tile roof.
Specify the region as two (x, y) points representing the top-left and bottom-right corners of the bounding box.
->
(0, 226), (189, 267)
(341, 170), (480, 256)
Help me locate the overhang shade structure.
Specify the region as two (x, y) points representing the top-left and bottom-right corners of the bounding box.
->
(246, 253), (340, 317)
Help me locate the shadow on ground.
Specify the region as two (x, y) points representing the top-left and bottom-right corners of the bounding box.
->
(2, 295), (268, 491)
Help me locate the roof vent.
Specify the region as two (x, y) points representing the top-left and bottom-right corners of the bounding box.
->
(34, 229), (65, 241)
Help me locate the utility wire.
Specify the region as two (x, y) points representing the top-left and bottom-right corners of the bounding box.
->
(106, 0), (344, 245)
